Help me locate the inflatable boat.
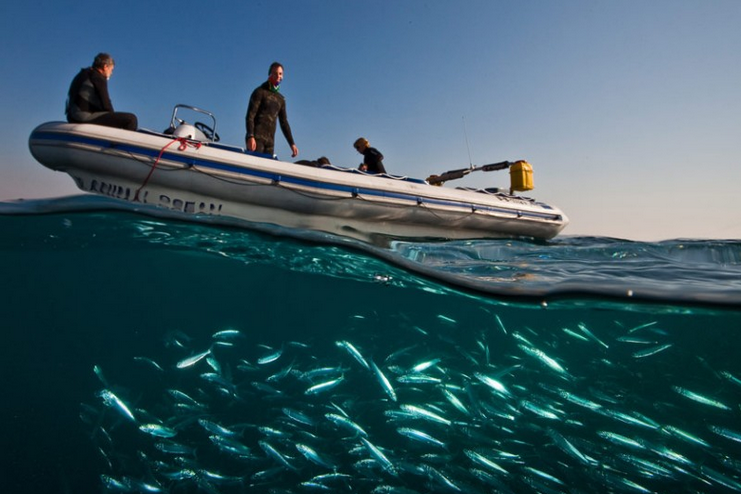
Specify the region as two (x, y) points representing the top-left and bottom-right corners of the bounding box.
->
(29, 105), (568, 241)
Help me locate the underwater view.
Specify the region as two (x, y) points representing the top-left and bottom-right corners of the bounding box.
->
(2, 196), (740, 494)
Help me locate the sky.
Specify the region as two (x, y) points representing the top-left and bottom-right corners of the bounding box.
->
(1, 0), (739, 241)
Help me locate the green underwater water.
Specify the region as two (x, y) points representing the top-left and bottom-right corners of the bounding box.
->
(1, 209), (740, 493)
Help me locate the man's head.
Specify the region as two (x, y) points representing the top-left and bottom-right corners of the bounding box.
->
(93, 53), (115, 79)
(268, 62), (284, 87)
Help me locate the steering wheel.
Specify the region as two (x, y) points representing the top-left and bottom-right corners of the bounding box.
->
(195, 121), (220, 142)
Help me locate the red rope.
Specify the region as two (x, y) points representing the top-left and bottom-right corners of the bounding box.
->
(134, 137), (201, 201)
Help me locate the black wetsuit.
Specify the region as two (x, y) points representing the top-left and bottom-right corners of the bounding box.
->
(245, 81), (295, 155)
(362, 147), (386, 174)
(66, 68), (137, 130)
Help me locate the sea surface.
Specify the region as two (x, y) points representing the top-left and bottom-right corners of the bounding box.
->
(1, 195), (740, 494)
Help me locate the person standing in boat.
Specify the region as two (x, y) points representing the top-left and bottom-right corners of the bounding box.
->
(245, 62), (299, 158)
(354, 137), (387, 174)
(65, 53), (138, 131)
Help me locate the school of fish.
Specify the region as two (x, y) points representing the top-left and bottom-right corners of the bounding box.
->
(82, 314), (741, 493)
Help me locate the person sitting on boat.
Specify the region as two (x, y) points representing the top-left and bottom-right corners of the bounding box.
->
(354, 138), (386, 174)
(245, 62), (299, 158)
(65, 53), (138, 131)
(295, 156), (331, 167)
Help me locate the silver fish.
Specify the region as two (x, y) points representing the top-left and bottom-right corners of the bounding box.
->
(212, 329), (244, 340)
(257, 347), (283, 365)
(399, 404), (451, 426)
(396, 427), (446, 449)
(708, 425), (741, 444)
(296, 443), (335, 469)
(495, 314), (507, 334)
(464, 449), (509, 475)
(335, 340), (370, 370)
(411, 358), (441, 373)
(325, 413), (368, 437)
(627, 321), (658, 333)
(517, 343), (569, 376)
(176, 349), (211, 369)
(577, 323), (609, 348)
(596, 431), (645, 449)
(133, 357), (164, 372)
(305, 376), (345, 395)
(441, 387), (471, 416)
(632, 343), (673, 359)
(360, 437), (397, 476)
(672, 386), (731, 411)
(546, 429), (597, 465)
(198, 418), (237, 437)
(474, 372), (511, 396)
(139, 423), (177, 438)
(662, 425), (711, 448)
(259, 441), (297, 471)
(209, 435), (251, 457)
(436, 314), (457, 325)
(370, 361), (397, 402)
(282, 407), (315, 426)
(97, 389), (136, 423)
(155, 441), (195, 456)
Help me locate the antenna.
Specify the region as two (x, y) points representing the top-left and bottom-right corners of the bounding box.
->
(462, 116), (473, 169)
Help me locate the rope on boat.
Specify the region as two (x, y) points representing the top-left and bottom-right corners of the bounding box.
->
(134, 138), (201, 202)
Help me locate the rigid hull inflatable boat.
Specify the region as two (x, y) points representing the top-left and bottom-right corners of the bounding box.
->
(29, 105), (568, 241)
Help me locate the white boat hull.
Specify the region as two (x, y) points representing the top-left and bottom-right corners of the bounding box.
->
(29, 122), (568, 241)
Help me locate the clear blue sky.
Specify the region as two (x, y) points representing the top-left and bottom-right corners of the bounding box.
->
(2, 1), (740, 240)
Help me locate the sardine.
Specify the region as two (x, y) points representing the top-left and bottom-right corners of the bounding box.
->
(399, 404), (451, 426)
(305, 376), (345, 395)
(396, 427), (446, 449)
(360, 437), (397, 476)
(371, 361), (397, 402)
(411, 358), (441, 373)
(632, 343), (673, 359)
(198, 418), (237, 437)
(464, 449), (509, 475)
(517, 343), (569, 376)
(672, 386), (731, 411)
(577, 323), (609, 349)
(209, 435), (251, 457)
(97, 389), (136, 423)
(596, 431), (645, 449)
(296, 443), (335, 469)
(662, 425), (710, 448)
(259, 440), (298, 471)
(474, 372), (511, 396)
(325, 413), (368, 437)
(176, 349), (211, 369)
(708, 425), (741, 444)
(139, 423), (177, 438)
(257, 347), (283, 365)
(133, 357), (164, 372)
(335, 340), (370, 370)
(212, 329), (244, 340)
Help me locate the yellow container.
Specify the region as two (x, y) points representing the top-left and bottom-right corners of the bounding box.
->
(509, 160), (534, 192)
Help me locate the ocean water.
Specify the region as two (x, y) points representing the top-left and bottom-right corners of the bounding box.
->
(1, 196), (740, 494)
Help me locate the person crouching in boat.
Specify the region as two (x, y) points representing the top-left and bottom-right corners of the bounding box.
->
(65, 53), (138, 131)
(354, 137), (387, 174)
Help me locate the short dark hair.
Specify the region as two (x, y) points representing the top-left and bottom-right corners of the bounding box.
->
(93, 53), (114, 69)
(268, 62), (283, 75)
